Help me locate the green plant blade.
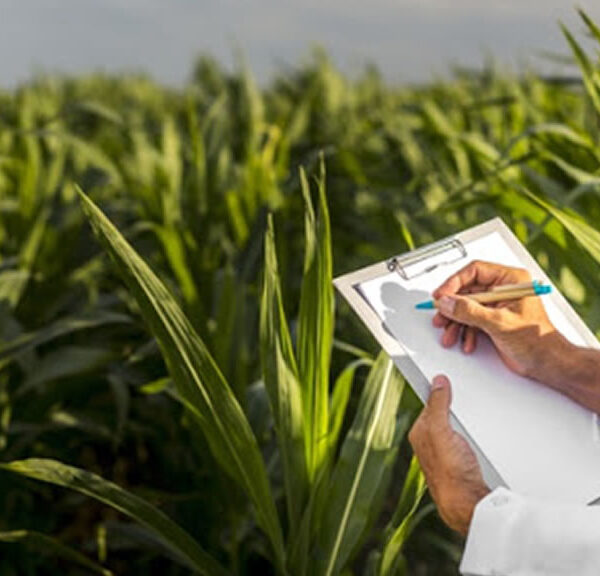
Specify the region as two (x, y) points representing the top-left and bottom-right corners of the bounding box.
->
(0, 529), (113, 576)
(297, 158), (334, 482)
(380, 505), (433, 576)
(579, 8), (600, 44)
(0, 460), (226, 576)
(328, 358), (372, 455)
(315, 353), (405, 576)
(16, 346), (116, 398)
(260, 215), (308, 538)
(522, 187), (600, 264)
(0, 312), (131, 368)
(560, 22), (600, 115)
(379, 456), (429, 576)
(76, 188), (285, 570)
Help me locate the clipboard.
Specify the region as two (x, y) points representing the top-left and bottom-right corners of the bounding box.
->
(334, 217), (600, 504)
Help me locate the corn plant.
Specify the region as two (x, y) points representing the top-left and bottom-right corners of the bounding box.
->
(0, 161), (428, 575)
(1, 8), (600, 575)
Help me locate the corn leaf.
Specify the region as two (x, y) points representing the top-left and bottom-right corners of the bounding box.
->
(297, 158), (334, 482)
(0, 207), (48, 309)
(315, 353), (405, 576)
(579, 9), (600, 47)
(76, 188), (285, 569)
(561, 22), (600, 115)
(61, 133), (124, 186)
(522, 188), (600, 264)
(16, 346), (116, 398)
(0, 459), (226, 576)
(0, 529), (113, 576)
(151, 223), (201, 315)
(260, 215), (308, 537)
(379, 456), (429, 576)
(0, 312), (131, 367)
(328, 358), (372, 455)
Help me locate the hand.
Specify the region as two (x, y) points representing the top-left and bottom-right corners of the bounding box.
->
(432, 260), (568, 381)
(409, 375), (489, 536)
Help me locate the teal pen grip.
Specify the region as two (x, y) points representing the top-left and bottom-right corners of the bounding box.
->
(415, 284), (552, 310)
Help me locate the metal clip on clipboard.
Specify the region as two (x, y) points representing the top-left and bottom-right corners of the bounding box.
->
(386, 238), (467, 280)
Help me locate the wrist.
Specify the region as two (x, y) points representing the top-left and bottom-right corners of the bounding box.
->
(556, 344), (600, 413)
(439, 482), (491, 537)
(533, 335), (600, 413)
(526, 331), (574, 385)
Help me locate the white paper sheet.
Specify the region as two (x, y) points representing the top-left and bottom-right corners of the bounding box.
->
(358, 232), (600, 504)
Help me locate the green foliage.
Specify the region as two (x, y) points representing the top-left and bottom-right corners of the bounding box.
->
(260, 214), (307, 538)
(0, 529), (113, 576)
(315, 353), (405, 576)
(378, 457), (430, 576)
(77, 188), (285, 570)
(1, 459), (225, 575)
(0, 8), (600, 576)
(297, 159), (335, 483)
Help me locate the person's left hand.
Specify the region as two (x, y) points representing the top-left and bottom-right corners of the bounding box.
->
(409, 375), (490, 536)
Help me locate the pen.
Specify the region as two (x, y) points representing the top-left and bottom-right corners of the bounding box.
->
(415, 281), (552, 310)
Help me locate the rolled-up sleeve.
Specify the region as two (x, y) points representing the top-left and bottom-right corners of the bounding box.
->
(460, 487), (600, 576)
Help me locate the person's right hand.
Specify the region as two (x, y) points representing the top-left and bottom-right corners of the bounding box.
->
(432, 260), (569, 381)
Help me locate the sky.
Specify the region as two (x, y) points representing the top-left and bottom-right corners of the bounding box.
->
(1, 0), (600, 88)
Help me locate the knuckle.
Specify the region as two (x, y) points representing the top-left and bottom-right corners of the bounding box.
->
(408, 423), (419, 446)
(409, 416), (428, 445)
(455, 298), (470, 318)
(408, 426), (418, 446)
(488, 308), (507, 329)
(515, 267), (531, 282)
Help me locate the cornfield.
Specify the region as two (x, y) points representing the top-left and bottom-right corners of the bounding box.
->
(1, 8), (600, 576)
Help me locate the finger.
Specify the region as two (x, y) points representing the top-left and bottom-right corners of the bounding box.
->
(433, 313), (449, 328)
(438, 294), (503, 334)
(462, 325), (478, 354)
(442, 321), (461, 347)
(433, 260), (531, 299)
(426, 375), (452, 429)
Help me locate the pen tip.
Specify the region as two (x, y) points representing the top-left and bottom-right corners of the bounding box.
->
(416, 301), (435, 310)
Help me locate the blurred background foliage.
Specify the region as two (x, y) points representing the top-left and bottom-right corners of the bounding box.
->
(1, 9), (600, 575)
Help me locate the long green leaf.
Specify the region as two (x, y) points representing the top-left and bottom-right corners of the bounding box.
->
(579, 9), (600, 45)
(260, 215), (308, 539)
(297, 158), (334, 482)
(315, 353), (405, 576)
(0, 207), (48, 309)
(0, 529), (113, 576)
(561, 22), (600, 115)
(379, 456), (429, 576)
(328, 358), (372, 455)
(151, 223), (201, 315)
(61, 133), (124, 186)
(0, 312), (131, 367)
(16, 346), (116, 398)
(522, 187), (600, 263)
(76, 188), (285, 569)
(0, 459), (226, 576)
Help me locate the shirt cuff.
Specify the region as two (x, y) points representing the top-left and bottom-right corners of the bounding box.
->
(459, 487), (525, 575)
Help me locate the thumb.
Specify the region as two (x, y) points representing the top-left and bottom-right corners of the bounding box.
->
(427, 374), (452, 427)
(437, 294), (498, 333)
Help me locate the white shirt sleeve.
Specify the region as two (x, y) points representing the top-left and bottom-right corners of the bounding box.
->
(460, 487), (600, 576)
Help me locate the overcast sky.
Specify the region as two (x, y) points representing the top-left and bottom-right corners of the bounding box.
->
(1, 0), (600, 88)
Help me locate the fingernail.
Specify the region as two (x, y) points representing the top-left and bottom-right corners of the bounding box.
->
(432, 375), (447, 390)
(438, 296), (456, 316)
